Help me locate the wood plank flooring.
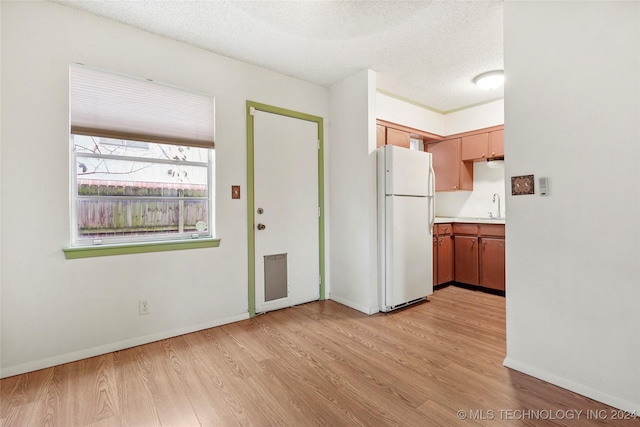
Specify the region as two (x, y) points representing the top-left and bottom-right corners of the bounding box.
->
(2, 285), (638, 426)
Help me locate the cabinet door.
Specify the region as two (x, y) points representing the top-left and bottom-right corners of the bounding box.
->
(427, 138), (472, 191)
(481, 238), (505, 291)
(489, 130), (504, 158)
(437, 235), (454, 284)
(376, 125), (386, 148)
(461, 133), (489, 161)
(433, 236), (438, 286)
(386, 128), (411, 149)
(454, 236), (479, 285)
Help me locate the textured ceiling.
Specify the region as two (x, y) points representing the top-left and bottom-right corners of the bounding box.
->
(53, 0), (503, 113)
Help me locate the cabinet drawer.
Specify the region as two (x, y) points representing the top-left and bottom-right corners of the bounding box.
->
(453, 223), (478, 235)
(479, 224), (505, 237)
(437, 223), (452, 236)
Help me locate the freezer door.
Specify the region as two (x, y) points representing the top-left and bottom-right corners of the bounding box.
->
(384, 145), (432, 197)
(384, 195), (433, 309)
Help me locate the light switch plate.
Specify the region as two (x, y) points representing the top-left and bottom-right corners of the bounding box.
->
(232, 185), (240, 199)
(511, 175), (535, 195)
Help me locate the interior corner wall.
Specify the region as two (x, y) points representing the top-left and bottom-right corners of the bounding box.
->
(328, 70), (379, 314)
(0, 1), (329, 377)
(504, 1), (640, 413)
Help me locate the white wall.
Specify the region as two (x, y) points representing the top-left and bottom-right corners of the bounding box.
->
(0, 1), (329, 377)
(328, 70), (379, 314)
(444, 99), (504, 136)
(504, 1), (640, 413)
(376, 92), (445, 135)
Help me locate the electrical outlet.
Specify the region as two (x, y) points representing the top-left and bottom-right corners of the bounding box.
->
(139, 299), (150, 315)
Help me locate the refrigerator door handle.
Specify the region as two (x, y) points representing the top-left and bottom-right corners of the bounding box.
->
(428, 196), (435, 231)
(428, 164), (436, 230)
(429, 163), (435, 196)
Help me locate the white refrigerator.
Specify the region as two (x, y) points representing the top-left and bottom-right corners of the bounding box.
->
(377, 145), (435, 312)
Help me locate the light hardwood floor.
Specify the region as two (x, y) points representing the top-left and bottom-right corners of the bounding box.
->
(1, 285), (638, 426)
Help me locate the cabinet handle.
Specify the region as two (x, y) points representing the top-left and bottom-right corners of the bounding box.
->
(483, 240), (486, 249)
(471, 240), (475, 248)
(491, 151), (496, 156)
(454, 185), (457, 190)
(482, 153), (486, 158)
(439, 238), (443, 246)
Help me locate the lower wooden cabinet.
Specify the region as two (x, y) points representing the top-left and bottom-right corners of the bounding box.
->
(433, 224), (454, 286)
(452, 223), (505, 292)
(454, 235), (479, 285)
(433, 236), (438, 285)
(434, 222), (505, 292)
(480, 238), (505, 291)
(436, 235), (454, 284)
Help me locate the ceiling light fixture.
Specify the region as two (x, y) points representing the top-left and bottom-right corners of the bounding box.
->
(473, 70), (504, 90)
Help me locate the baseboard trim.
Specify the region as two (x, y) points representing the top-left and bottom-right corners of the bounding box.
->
(503, 356), (640, 414)
(1, 312), (250, 379)
(328, 294), (379, 315)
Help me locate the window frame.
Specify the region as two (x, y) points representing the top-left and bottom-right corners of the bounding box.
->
(64, 64), (219, 258)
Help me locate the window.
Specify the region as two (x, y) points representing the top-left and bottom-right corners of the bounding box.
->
(69, 64), (215, 246)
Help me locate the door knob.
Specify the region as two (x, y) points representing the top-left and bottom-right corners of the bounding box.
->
(257, 223), (266, 230)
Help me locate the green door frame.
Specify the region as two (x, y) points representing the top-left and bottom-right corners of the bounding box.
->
(246, 101), (325, 317)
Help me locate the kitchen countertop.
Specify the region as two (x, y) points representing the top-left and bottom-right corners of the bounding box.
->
(435, 217), (506, 225)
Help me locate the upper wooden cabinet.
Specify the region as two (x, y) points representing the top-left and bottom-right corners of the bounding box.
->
(489, 130), (504, 157)
(375, 120), (503, 193)
(461, 133), (490, 161)
(376, 125), (412, 149)
(427, 139), (473, 191)
(376, 124), (386, 148)
(375, 120), (442, 151)
(461, 128), (504, 161)
(386, 127), (411, 149)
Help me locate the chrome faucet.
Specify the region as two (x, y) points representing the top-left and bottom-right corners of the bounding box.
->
(492, 193), (501, 218)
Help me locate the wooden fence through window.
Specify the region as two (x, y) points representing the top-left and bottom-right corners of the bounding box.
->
(77, 181), (208, 236)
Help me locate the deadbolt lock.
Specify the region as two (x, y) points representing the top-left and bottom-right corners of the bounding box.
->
(257, 208), (264, 214)
(257, 223), (266, 230)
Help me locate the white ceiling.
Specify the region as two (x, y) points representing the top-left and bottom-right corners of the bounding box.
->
(53, 0), (504, 113)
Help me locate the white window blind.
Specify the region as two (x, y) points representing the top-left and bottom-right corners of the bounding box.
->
(69, 64), (215, 148)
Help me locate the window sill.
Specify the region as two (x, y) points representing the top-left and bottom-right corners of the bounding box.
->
(63, 238), (220, 259)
